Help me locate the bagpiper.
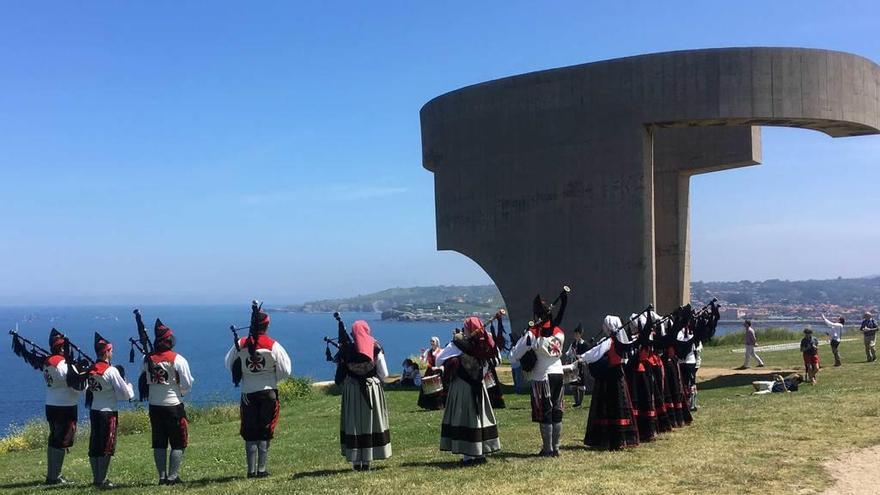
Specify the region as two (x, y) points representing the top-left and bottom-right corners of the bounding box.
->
(141, 319), (194, 485)
(225, 302), (291, 478)
(86, 332), (134, 489)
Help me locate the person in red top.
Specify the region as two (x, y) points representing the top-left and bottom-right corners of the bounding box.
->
(224, 302), (291, 479)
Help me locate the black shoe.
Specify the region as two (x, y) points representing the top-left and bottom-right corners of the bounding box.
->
(551, 450), (560, 457)
(45, 476), (71, 486)
(247, 472), (257, 479)
(158, 478), (168, 485)
(353, 464), (362, 471)
(256, 471), (270, 478)
(96, 480), (115, 490)
(572, 402), (582, 408)
(538, 449), (554, 457)
(474, 457), (487, 465)
(166, 478), (183, 485)
(459, 458), (475, 467)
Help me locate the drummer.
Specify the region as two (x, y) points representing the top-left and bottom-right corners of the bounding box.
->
(418, 337), (445, 410)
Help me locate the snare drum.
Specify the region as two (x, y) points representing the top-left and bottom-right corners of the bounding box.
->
(421, 374), (443, 395)
(562, 363), (579, 384)
(482, 370), (497, 389)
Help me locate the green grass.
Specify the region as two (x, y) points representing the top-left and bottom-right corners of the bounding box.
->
(1, 340), (878, 494)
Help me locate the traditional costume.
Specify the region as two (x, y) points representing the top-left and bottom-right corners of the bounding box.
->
(87, 333), (135, 488)
(417, 337), (445, 410)
(565, 324), (592, 407)
(511, 294), (567, 456)
(624, 313), (660, 443)
(655, 312), (692, 428)
(225, 305), (291, 478)
(437, 317), (502, 465)
(41, 329), (83, 485)
(336, 320), (391, 470)
(141, 319), (194, 485)
(579, 316), (639, 450)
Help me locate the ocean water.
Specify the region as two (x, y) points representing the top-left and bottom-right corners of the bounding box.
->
(0, 306), (457, 434)
(0, 305), (811, 434)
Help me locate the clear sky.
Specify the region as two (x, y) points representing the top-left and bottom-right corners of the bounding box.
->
(1, 1), (878, 305)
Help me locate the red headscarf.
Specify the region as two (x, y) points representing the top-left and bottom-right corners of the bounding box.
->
(463, 316), (496, 360)
(352, 320), (377, 362)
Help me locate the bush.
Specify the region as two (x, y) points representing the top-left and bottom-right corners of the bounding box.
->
(189, 404), (239, 424)
(0, 421), (47, 453)
(707, 328), (800, 347)
(117, 407), (151, 435)
(278, 376), (314, 402)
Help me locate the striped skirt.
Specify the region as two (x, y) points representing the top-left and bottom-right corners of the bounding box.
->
(440, 376), (501, 457)
(340, 375), (392, 462)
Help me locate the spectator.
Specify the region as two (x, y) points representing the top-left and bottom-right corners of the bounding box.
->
(397, 359), (421, 387)
(751, 373), (804, 395)
(821, 313), (844, 367)
(860, 313), (878, 363)
(738, 320), (764, 369)
(800, 329), (820, 385)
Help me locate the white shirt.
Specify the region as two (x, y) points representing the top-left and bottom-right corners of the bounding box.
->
(144, 352), (194, 406)
(510, 329), (565, 382)
(822, 316), (844, 341)
(88, 364), (135, 412)
(43, 358), (82, 407)
(224, 339), (292, 394)
(678, 330), (697, 365)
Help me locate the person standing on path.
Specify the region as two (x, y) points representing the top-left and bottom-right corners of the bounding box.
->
(821, 314), (844, 366)
(739, 320), (764, 369)
(859, 313), (878, 362)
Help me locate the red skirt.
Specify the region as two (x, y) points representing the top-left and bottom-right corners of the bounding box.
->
(803, 353), (820, 367)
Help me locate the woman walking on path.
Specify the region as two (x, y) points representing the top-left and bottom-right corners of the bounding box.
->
(738, 320), (764, 369)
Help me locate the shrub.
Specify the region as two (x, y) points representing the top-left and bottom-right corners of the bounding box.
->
(117, 407), (151, 435)
(278, 376), (314, 402)
(0, 421), (47, 453)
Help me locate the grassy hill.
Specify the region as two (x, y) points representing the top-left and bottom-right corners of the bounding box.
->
(1, 339), (879, 494)
(280, 285), (503, 313)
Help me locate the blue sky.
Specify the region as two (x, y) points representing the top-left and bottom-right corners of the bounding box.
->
(0, 1), (878, 305)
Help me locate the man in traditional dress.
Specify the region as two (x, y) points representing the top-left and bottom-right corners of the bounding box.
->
(225, 303), (291, 478)
(335, 319), (391, 471)
(87, 332), (135, 488)
(511, 294), (567, 456)
(42, 329), (84, 485)
(565, 325), (591, 407)
(437, 316), (502, 465)
(142, 319), (194, 485)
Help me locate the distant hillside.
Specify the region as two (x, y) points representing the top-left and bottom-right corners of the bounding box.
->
(691, 276), (880, 306)
(275, 285), (503, 317)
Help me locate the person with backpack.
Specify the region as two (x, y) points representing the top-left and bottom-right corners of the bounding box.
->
(860, 312), (878, 362)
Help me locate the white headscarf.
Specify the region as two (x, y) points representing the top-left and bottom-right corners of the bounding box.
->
(604, 314), (632, 344)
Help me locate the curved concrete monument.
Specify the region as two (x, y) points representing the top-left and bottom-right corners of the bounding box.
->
(420, 47), (880, 334)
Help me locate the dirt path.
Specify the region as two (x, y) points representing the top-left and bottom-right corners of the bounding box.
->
(820, 445), (880, 494)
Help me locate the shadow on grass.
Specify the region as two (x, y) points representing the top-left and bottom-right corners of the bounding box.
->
(0, 480), (60, 490)
(494, 451), (543, 460)
(290, 468), (358, 479)
(699, 371), (799, 391)
(400, 460), (472, 470)
(185, 475), (239, 487)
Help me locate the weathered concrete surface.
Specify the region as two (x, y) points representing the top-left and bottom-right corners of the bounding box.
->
(420, 48), (880, 334)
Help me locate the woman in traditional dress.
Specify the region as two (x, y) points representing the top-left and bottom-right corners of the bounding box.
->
(437, 316), (502, 466)
(336, 320), (391, 471)
(511, 294), (567, 456)
(656, 309), (693, 428)
(418, 337), (445, 410)
(578, 316), (639, 450)
(624, 313), (659, 443)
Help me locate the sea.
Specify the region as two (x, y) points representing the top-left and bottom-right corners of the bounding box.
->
(0, 305), (816, 435)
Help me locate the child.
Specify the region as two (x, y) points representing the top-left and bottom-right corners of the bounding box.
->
(800, 329), (820, 385)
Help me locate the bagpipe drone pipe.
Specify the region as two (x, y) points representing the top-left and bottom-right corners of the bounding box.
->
(10, 328), (96, 390)
(9, 327), (50, 371)
(520, 286), (571, 372)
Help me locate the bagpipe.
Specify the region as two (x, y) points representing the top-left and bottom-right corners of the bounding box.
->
(128, 309), (153, 363)
(127, 309), (153, 401)
(486, 309), (508, 352)
(10, 327), (95, 390)
(520, 285), (571, 372)
(323, 312), (352, 363)
(227, 300), (262, 387)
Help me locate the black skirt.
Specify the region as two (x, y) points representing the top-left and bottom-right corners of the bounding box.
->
(662, 356), (692, 427)
(584, 367), (639, 450)
(625, 363), (658, 443)
(417, 368), (445, 410)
